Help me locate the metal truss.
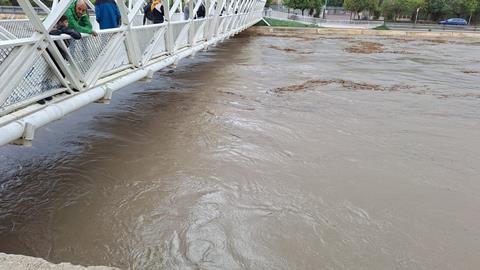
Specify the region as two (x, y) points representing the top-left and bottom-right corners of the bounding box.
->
(0, 0), (265, 146)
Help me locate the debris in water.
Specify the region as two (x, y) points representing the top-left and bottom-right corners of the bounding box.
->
(388, 50), (413, 55)
(462, 70), (480, 74)
(269, 45), (297, 52)
(425, 39), (449, 44)
(218, 90), (247, 99)
(251, 32), (315, 41)
(268, 45), (314, 54)
(272, 79), (413, 93)
(345, 41), (384, 54)
(272, 79), (480, 99)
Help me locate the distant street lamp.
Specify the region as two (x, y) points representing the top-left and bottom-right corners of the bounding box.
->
(415, 7), (421, 25)
(322, 0), (328, 19)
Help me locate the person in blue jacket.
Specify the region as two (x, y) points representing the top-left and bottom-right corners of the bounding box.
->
(95, 0), (121, 29)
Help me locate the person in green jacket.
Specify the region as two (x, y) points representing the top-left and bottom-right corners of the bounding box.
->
(64, 0), (97, 35)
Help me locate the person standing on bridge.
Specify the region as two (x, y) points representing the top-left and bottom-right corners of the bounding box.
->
(95, 0), (121, 29)
(65, 0), (97, 35)
(196, 3), (205, 18)
(183, 0), (189, 20)
(143, 0), (165, 24)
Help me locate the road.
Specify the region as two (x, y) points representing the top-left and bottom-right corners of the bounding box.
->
(386, 22), (480, 32)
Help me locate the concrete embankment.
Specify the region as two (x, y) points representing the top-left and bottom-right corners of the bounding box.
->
(248, 25), (480, 38)
(0, 253), (119, 270)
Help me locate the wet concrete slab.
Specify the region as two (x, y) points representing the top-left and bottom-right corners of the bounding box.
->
(0, 253), (118, 270)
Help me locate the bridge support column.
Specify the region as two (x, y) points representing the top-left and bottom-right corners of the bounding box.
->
(11, 123), (35, 146)
(164, 0), (175, 54)
(140, 69), (155, 82)
(169, 58), (180, 68)
(187, 0), (194, 46)
(95, 87), (114, 104)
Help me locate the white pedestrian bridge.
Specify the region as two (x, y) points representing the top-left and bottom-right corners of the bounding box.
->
(0, 0), (265, 146)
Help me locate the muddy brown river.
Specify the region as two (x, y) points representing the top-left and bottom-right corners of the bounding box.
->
(1, 30), (480, 269)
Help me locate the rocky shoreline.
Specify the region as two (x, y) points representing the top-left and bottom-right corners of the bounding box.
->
(0, 253), (119, 270)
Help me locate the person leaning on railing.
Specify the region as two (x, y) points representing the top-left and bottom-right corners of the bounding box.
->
(49, 15), (81, 60)
(65, 0), (98, 36)
(50, 15), (82, 40)
(37, 15), (82, 105)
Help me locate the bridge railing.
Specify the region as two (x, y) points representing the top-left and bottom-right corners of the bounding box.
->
(0, 0), (265, 146)
(0, 5), (48, 15)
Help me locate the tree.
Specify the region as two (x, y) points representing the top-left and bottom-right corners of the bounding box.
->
(406, 0), (426, 11)
(464, 0), (479, 24)
(384, 0), (405, 20)
(344, 0), (364, 14)
(426, 0), (450, 21)
(284, 0), (326, 16)
(447, 0), (464, 16)
(298, 0), (312, 15)
(284, 0), (308, 15)
(329, 0), (344, 6)
(380, 0), (425, 21)
(406, 0), (426, 21)
(344, 0), (379, 19)
(283, 0), (296, 13)
(310, 0), (325, 17)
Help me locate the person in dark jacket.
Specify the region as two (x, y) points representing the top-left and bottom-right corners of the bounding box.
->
(143, 0), (165, 24)
(50, 15), (82, 40)
(196, 4), (205, 18)
(39, 16), (82, 104)
(95, 0), (121, 29)
(49, 15), (81, 60)
(183, 2), (189, 20)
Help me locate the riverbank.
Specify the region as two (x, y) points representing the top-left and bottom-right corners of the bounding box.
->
(0, 253), (119, 270)
(248, 25), (480, 38)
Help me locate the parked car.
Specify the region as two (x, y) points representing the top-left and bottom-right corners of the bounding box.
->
(439, 18), (468, 25)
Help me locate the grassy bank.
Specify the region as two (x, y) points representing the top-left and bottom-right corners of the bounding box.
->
(256, 18), (318, 28)
(374, 24), (390, 30)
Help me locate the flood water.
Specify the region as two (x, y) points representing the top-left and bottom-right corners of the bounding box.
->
(1, 31), (480, 269)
